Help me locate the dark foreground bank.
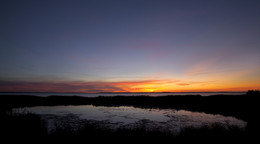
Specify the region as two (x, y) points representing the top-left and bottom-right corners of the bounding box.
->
(0, 93), (259, 142)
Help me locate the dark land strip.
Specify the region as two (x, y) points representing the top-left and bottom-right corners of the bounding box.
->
(0, 94), (259, 142)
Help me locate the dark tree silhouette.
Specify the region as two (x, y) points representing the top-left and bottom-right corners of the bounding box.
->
(246, 90), (260, 96)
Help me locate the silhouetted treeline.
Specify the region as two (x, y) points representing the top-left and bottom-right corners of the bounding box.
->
(246, 89), (260, 96)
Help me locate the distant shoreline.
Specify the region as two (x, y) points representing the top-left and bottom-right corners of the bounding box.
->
(0, 92), (246, 97)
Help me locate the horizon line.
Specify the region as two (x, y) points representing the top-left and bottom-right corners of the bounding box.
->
(0, 91), (247, 93)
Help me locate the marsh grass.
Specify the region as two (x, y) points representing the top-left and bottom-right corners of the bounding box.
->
(0, 108), (250, 143)
(47, 115), (246, 142)
(0, 93), (257, 142)
(1, 109), (47, 139)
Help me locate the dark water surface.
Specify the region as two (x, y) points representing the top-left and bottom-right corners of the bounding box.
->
(15, 105), (247, 135)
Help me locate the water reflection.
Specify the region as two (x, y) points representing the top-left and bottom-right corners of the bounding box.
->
(18, 105), (247, 135)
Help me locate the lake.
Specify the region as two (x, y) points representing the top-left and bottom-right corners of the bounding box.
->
(16, 105), (247, 135)
(1, 92), (245, 97)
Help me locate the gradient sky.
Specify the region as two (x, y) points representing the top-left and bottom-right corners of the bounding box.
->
(1, 0), (260, 92)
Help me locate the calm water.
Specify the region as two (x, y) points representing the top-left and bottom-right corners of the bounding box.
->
(1, 92), (245, 97)
(16, 105), (247, 135)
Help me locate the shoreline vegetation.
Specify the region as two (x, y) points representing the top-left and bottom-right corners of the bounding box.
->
(1, 90), (259, 142)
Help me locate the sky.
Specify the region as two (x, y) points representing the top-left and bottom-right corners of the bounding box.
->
(0, 0), (260, 92)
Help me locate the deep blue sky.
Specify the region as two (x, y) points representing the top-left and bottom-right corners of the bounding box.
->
(1, 0), (260, 92)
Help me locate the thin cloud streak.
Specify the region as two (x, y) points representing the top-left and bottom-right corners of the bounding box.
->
(0, 79), (231, 93)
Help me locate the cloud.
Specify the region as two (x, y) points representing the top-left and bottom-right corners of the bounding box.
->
(176, 83), (190, 86)
(185, 57), (219, 76)
(0, 79), (181, 93)
(0, 79), (223, 93)
(0, 80), (178, 93)
(0, 81), (127, 93)
(176, 81), (215, 86)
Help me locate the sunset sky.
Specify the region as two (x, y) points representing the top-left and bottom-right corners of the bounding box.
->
(1, 0), (260, 92)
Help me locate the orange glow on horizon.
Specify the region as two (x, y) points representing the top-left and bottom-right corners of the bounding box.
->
(0, 80), (259, 93)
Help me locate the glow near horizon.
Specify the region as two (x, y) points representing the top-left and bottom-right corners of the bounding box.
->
(0, 0), (260, 92)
